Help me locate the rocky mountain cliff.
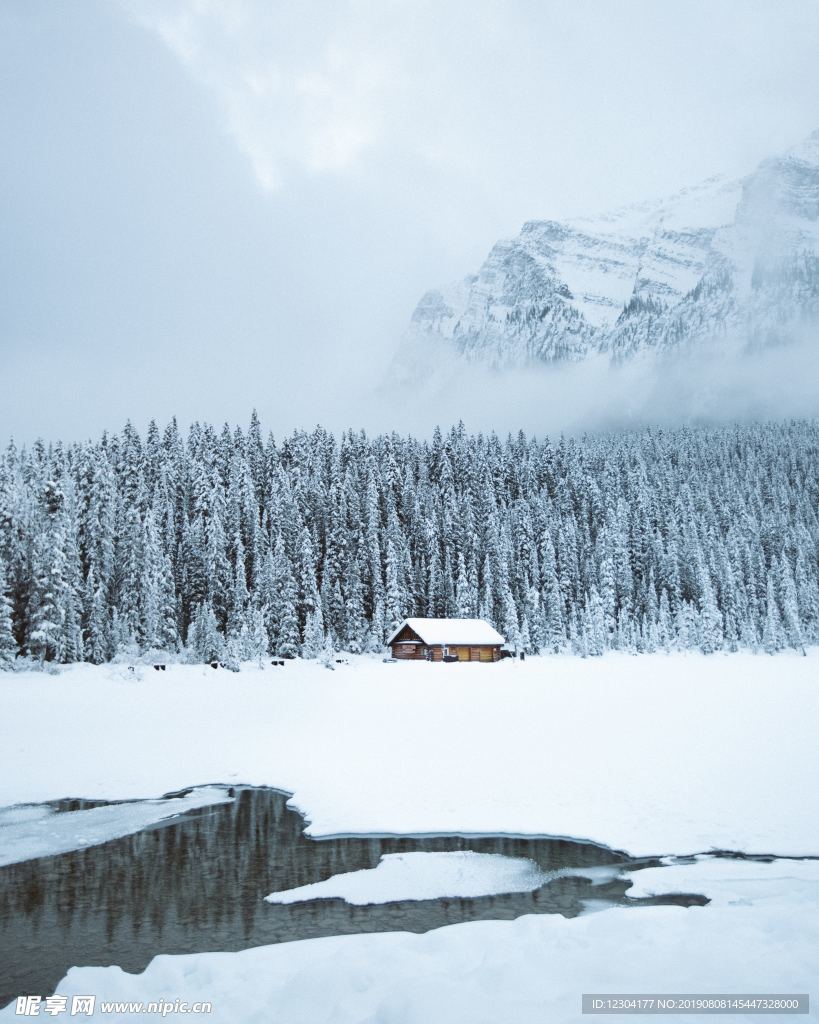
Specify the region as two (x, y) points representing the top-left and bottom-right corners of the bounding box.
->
(402, 131), (819, 369)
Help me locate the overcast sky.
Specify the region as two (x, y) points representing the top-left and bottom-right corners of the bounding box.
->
(2, 0), (819, 441)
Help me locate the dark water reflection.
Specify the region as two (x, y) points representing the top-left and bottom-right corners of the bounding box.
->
(0, 787), (704, 1006)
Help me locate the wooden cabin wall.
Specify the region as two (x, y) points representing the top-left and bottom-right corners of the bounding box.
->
(391, 643), (501, 662)
(391, 644), (424, 660)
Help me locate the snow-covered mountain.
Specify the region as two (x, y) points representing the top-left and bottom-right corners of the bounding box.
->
(402, 130), (819, 368)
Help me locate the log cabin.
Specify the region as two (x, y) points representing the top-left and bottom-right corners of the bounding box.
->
(386, 617), (506, 662)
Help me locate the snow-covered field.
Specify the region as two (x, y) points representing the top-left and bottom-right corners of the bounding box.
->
(0, 787), (232, 868)
(2, 652), (817, 857)
(264, 850), (602, 906)
(3, 652), (817, 1022)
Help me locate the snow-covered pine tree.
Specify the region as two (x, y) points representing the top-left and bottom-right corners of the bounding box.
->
(84, 565), (111, 664)
(227, 533), (250, 643)
(584, 586), (606, 656)
(342, 556), (367, 653)
(776, 555), (804, 655)
(302, 606), (325, 659)
(28, 526), (64, 663)
(269, 534), (300, 659)
(296, 527), (320, 636)
(0, 419), (814, 663)
(695, 555), (723, 654)
(0, 553), (16, 668)
(246, 604), (270, 666)
(455, 552), (475, 618)
(189, 602), (223, 664)
(762, 573), (784, 655)
(384, 538), (406, 635)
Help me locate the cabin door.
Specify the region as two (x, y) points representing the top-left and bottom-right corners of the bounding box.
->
(456, 646), (470, 661)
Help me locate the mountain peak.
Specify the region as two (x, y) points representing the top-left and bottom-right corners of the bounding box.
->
(398, 133), (819, 370)
(785, 127), (819, 165)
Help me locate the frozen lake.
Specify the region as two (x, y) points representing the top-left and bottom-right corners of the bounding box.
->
(0, 786), (706, 1007)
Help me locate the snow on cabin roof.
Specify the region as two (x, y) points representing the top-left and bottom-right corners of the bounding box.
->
(386, 618), (505, 647)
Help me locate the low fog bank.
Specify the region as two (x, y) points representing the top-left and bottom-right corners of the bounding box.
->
(355, 333), (819, 439)
(3, 333), (817, 447)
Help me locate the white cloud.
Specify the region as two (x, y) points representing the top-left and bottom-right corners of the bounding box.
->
(117, 0), (819, 228)
(119, 0), (398, 190)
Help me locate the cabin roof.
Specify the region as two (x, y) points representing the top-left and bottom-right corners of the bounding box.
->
(386, 617), (506, 646)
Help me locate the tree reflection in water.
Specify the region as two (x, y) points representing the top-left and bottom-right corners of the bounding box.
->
(0, 787), (703, 1006)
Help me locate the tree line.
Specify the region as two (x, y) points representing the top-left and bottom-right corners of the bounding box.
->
(0, 416), (816, 668)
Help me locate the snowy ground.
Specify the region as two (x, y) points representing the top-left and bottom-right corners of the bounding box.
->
(2, 652), (817, 858)
(2, 856), (815, 1023)
(0, 787), (232, 868)
(264, 850), (610, 905)
(2, 652), (817, 1021)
